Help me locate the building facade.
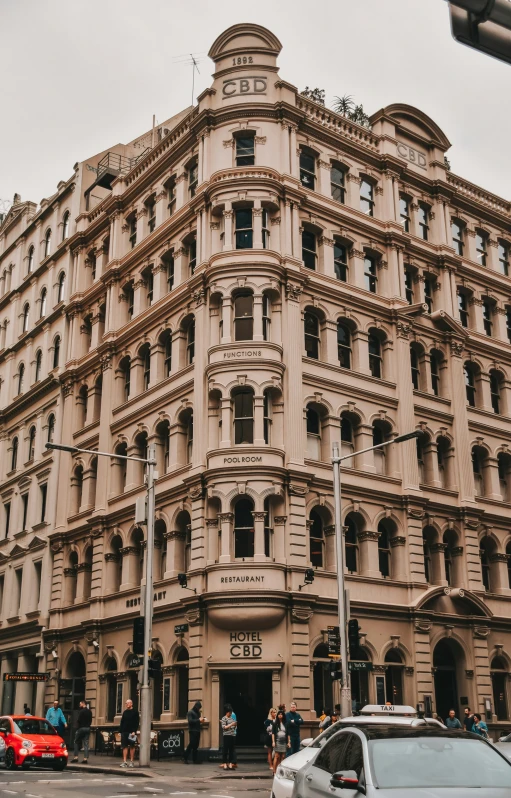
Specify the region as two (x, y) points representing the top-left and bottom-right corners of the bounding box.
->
(1, 22), (511, 747)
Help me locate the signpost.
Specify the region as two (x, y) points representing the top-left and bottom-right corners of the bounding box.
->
(348, 662), (373, 672)
(3, 673), (48, 682)
(174, 624), (189, 635)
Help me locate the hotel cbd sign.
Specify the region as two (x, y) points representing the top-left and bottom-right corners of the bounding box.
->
(229, 631), (263, 659)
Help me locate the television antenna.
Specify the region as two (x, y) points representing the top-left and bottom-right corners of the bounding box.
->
(171, 52), (206, 105)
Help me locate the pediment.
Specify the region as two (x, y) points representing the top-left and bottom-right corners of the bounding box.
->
(9, 544), (27, 559)
(27, 536), (47, 552)
(430, 310), (468, 338)
(372, 104), (451, 150)
(208, 23), (282, 61)
(415, 586), (490, 618)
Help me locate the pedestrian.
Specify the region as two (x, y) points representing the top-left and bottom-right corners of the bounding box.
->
(330, 710), (339, 725)
(285, 701), (303, 756)
(464, 707), (475, 732)
(220, 704), (237, 770)
(71, 700), (92, 764)
(264, 708), (276, 771)
(24, 707), (32, 717)
(318, 707), (327, 723)
(472, 713), (489, 739)
(184, 701), (205, 764)
(445, 709), (462, 729)
(230, 708), (238, 769)
(319, 709), (332, 729)
(272, 709), (289, 774)
(119, 698), (139, 768)
(46, 700), (67, 737)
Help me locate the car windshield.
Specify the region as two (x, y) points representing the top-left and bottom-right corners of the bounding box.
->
(370, 737), (511, 789)
(311, 723), (345, 748)
(13, 719), (57, 735)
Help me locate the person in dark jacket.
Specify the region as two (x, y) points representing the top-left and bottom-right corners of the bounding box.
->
(184, 701), (205, 764)
(119, 699), (140, 768)
(71, 700), (93, 763)
(285, 701), (303, 756)
(464, 707), (475, 732)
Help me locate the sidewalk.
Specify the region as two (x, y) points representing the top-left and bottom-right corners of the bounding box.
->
(67, 753), (274, 780)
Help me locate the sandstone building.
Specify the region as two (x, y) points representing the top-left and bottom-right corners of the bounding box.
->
(1, 22), (511, 748)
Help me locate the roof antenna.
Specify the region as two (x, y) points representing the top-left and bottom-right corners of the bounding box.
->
(190, 53), (200, 105)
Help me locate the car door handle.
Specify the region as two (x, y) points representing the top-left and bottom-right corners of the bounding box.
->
(305, 775), (313, 782)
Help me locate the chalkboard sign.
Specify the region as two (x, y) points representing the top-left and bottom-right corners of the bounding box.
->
(158, 729), (184, 759)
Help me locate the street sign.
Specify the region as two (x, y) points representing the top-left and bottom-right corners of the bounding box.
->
(158, 729), (184, 759)
(3, 673), (48, 682)
(127, 654), (144, 669)
(348, 662), (373, 672)
(327, 625), (341, 657)
(174, 623), (189, 635)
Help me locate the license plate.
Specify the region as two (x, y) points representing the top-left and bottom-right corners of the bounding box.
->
(41, 753), (54, 758)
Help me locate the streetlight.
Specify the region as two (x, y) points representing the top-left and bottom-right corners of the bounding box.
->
(331, 430), (420, 718)
(46, 441), (157, 767)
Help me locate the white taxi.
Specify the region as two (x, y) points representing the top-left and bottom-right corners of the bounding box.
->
(271, 705), (444, 798)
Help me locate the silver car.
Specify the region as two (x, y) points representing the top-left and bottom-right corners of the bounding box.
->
(292, 726), (511, 798)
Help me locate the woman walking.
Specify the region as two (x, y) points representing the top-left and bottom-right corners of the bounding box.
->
(264, 708), (277, 771)
(272, 709), (289, 774)
(220, 704), (237, 770)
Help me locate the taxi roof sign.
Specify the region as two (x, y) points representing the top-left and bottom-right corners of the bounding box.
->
(359, 704), (417, 716)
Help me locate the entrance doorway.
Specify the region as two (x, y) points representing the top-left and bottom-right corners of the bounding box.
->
(59, 651), (86, 743)
(433, 638), (465, 721)
(220, 671), (272, 746)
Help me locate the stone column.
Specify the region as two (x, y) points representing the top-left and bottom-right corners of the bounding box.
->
(318, 159), (331, 196)
(254, 395), (265, 446)
(206, 519), (219, 566)
(472, 629), (492, 717)
(75, 562), (92, 602)
(253, 511), (266, 562)
(289, 125), (298, 178)
(164, 531), (185, 578)
(324, 319), (339, 366)
(223, 208), (233, 251)
(357, 530), (381, 578)
(283, 283), (305, 465)
(413, 622), (434, 711)
(280, 122), (290, 174)
(406, 506), (428, 584)
(218, 512), (233, 563)
(325, 525), (336, 571)
(253, 205), (263, 249)
(449, 343), (476, 502)
(152, 263), (168, 303)
(220, 296), (232, 344)
(389, 536), (407, 580)
(270, 215), (281, 252)
(154, 188), (167, 227)
(253, 295), (264, 342)
(429, 543), (448, 585)
(490, 554), (511, 595)
(288, 484), (308, 565)
(273, 516), (287, 564)
(173, 247), (187, 287)
(120, 546), (141, 589)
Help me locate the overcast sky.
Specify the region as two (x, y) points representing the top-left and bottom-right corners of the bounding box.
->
(1, 0), (509, 207)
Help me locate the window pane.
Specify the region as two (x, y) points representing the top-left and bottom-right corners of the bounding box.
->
(300, 152), (315, 173)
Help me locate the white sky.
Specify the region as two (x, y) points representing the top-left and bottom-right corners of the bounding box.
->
(1, 0), (509, 206)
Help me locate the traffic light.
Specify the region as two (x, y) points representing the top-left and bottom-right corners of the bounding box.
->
(178, 573), (188, 588)
(329, 660), (342, 680)
(148, 658), (162, 679)
(304, 568), (315, 585)
(133, 617), (145, 655)
(348, 619), (360, 657)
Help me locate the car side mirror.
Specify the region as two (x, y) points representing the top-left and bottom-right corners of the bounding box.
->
(330, 771), (365, 793)
(300, 737), (314, 748)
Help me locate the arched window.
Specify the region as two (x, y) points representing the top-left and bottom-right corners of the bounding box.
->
(337, 322), (351, 369)
(410, 346), (420, 390)
(480, 537), (493, 591)
(306, 405), (321, 459)
(490, 369), (503, 415)
(28, 425), (36, 461)
(186, 319), (195, 365)
(105, 656), (119, 722)
(34, 350), (42, 382)
(360, 178), (374, 216)
(22, 303), (30, 333)
(186, 411), (193, 463)
(309, 508), (324, 568)
(373, 421), (391, 475)
(47, 414), (55, 443)
(491, 656), (509, 721)
(57, 272), (66, 303)
(384, 649), (404, 704)
(53, 335), (61, 369)
(175, 647), (189, 719)
(334, 241), (348, 281)
(423, 526), (435, 583)
(262, 294), (271, 340)
(156, 419), (170, 474)
(119, 356), (131, 402)
(133, 431), (148, 484)
(11, 436), (19, 471)
(17, 363), (25, 395)
(233, 388), (254, 444)
(66, 551), (78, 604)
(378, 521), (391, 578)
(331, 162), (346, 203)
(498, 452), (511, 502)
(71, 464), (84, 515)
(77, 385), (88, 427)
(363, 255), (377, 293)
(160, 330), (172, 377)
(368, 332), (383, 378)
(344, 516), (358, 573)
(62, 211), (70, 241)
(140, 344), (151, 391)
(302, 230), (317, 270)
(27, 245), (35, 274)
(340, 414), (354, 466)
(430, 350), (443, 397)
(472, 445), (487, 497)
(39, 288), (47, 319)
(235, 209), (253, 249)
(304, 311), (320, 359)
(437, 436), (452, 489)
(44, 229), (52, 258)
(234, 498), (254, 559)
(234, 293), (254, 341)
(113, 442), (128, 494)
(300, 147), (316, 190)
(464, 363), (477, 407)
(443, 528), (459, 587)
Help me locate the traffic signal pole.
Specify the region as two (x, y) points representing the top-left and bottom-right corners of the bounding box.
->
(139, 444), (156, 768)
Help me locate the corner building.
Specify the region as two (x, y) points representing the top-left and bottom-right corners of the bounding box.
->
(2, 23), (511, 746)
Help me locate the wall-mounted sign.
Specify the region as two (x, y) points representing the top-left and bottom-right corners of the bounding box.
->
(126, 590), (167, 609)
(3, 673), (48, 682)
(174, 623), (189, 635)
(229, 631), (262, 659)
(223, 455), (263, 464)
(222, 76), (267, 99)
(158, 729), (184, 759)
(348, 662), (373, 672)
(223, 349), (262, 360)
(328, 626), (341, 658)
(220, 574), (265, 584)
(127, 654), (144, 669)
(396, 142), (427, 169)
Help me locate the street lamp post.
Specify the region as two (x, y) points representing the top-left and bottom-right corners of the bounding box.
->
(331, 430), (420, 718)
(46, 441), (157, 768)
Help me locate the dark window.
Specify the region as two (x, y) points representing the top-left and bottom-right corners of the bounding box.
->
(314, 733), (349, 774)
(21, 493), (29, 531)
(4, 502), (11, 539)
(28, 426), (36, 461)
(506, 308), (511, 343)
(47, 414), (55, 443)
(337, 322), (351, 368)
(125, 284), (134, 319)
(236, 135), (255, 166)
(399, 196), (410, 232)
(482, 299), (493, 336)
(345, 519), (358, 573)
(234, 294), (254, 341)
(498, 242), (509, 276)
(378, 525), (390, 577)
(146, 270), (154, 305)
(309, 509), (324, 568)
(146, 198), (156, 233)
(410, 348), (420, 390)
(17, 363), (25, 394)
(22, 303), (30, 333)
(490, 371), (501, 414)
(262, 295), (270, 341)
(53, 336), (61, 369)
(306, 407), (320, 436)
(457, 289), (469, 327)
(188, 161), (198, 197)
(263, 391), (271, 444)
(418, 203), (429, 240)
(57, 272), (65, 303)
(164, 332), (172, 377)
(40, 484), (47, 523)
(44, 229), (51, 258)
(262, 209), (270, 249)
(187, 320), (195, 364)
(451, 220), (464, 255)
(235, 209), (253, 249)
(480, 540), (490, 590)
(404, 269), (414, 304)
(128, 216), (137, 249)
(368, 334), (382, 378)
(304, 312), (320, 359)
(166, 253), (175, 291)
(166, 176), (176, 215)
(40, 288), (47, 319)
(475, 231), (487, 266)
(189, 238), (197, 273)
(360, 179), (374, 216)
(142, 347), (150, 390)
(331, 165), (345, 203)
(424, 276), (433, 313)
(430, 353), (440, 396)
(334, 243), (347, 281)
(364, 256), (377, 292)
(123, 358), (131, 401)
(233, 390), (254, 444)
(27, 246), (34, 273)
(302, 230), (317, 270)
(35, 350), (42, 382)
(464, 365), (476, 407)
(299, 150), (316, 189)
(234, 499), (254, 559)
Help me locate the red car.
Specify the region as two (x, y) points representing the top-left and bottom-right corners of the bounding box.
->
(0, 715), (68, 770)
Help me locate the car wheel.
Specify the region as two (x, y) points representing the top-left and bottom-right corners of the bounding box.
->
(5, 748), (18, 770)
(52, 760), (66, 771)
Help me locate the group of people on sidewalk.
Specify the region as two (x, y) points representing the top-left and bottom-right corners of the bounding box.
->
(263, 702), (304, 774)
(443, 707), (490, 737)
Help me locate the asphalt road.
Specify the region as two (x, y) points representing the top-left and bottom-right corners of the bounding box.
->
(0, 770), (272, 798)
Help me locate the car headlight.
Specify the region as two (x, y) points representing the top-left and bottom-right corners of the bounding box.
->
(60, 742), (67, 748)
(22, 740), (33, 749)
(277, 766), (297, 780)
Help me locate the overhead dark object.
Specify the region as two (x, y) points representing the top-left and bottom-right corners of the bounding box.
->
(446, 0), (511, 64)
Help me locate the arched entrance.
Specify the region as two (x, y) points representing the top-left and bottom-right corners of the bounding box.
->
(433, 638), (466, 721)
(491, 656), (509, 721)
(175, 647), (189, 719)
(152, 651), (164, 721)
(60, 651), (86, 736)
(312, 643), (334, 716)
(384, 649), (404, 705)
